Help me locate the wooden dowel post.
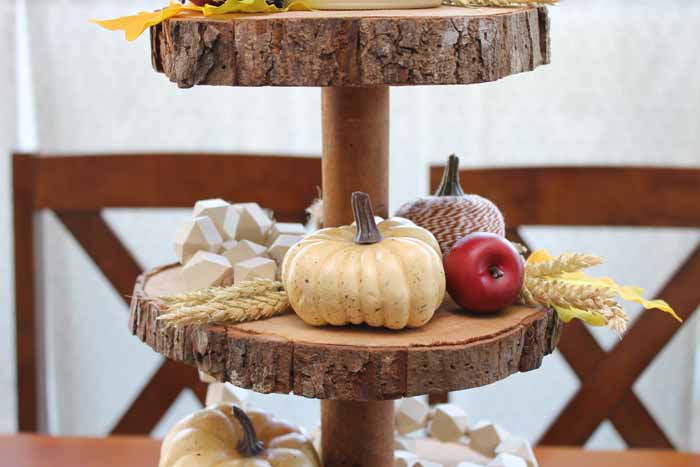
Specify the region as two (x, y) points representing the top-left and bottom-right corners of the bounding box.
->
(320, 86), (392, 467)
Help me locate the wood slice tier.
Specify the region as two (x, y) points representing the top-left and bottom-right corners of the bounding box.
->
(130, 264), (561, 401)
(150, 6), (550, 88)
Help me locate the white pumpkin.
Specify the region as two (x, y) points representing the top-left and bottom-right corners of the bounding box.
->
(160, 404), (321, 467)
(282, 192), (445, 330)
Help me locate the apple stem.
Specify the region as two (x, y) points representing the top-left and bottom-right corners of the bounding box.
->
(489, 266), (505, 279)
(352, 192), (383, 245)
(434, 154), (466, 197)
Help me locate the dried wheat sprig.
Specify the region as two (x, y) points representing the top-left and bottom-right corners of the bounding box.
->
(526, 253), (603, 278)
(520, 276), (629, 334)
(157, 279), (289, 327)
(444, 0), (558, 7)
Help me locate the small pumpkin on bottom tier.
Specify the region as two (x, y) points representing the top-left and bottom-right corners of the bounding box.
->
(282, 192), (445, 330)
(395, 154), (506, 255)
(160, 404), (320, 467)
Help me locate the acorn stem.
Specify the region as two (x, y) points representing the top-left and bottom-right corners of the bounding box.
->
(232, 406), (264, 457)
(434, 154), (465, 197)
(352, 192), (383, 245)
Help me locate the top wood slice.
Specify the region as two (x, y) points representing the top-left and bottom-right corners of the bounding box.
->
(130, 264), (561, 401)
(150, 6), (550, 88)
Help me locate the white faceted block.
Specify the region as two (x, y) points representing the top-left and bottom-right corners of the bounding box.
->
(394, 450), (418, 467)
(173, 216), (224, 264)
(222, 206), (242, 241)
(428, 404), (469, 443)
(456, 463), (483, 467)
(266, 222), (307, 245)
(198, 370), (217, 383)
(469, 422), (510, 457)
(396, 398), (430, 435)
(193, 199), (233, 237)
(182, 252), (232, 291)
(415, 461), (443, 467)
(234, 257), (277, 284)
(268, 234), (304, 265)
(222, 239), (268, 266)
(495, 438), (537, 467)
(488, 454), (527, 467)
(205, 382), (247, 407)
(234, 203), (274, 244)
(394, 437), (415, 452)
(310, 425), (322, 457)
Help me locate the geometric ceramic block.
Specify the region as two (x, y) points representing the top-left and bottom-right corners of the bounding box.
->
(233, 203), (274, 244)
(222, 204), (242, 241)
(182, 251), (232, 291)
(193, 198), (233, 237)
(310, 425), (322, 458)
(234, 257), (277, 285)
(394, 450), (419, 467)
(267, 234), (304, 265)
(173, 216), (223, 264)
(428, 404), (470, 443)
(205, 382), (246, 408)
(198, 370), (218, 383)
(221, 239), (268, 267)
(456, 463), (483, 467)
(468, 422), (510, 457)
(266, 222), (307, 245)
(488, 453), (527, 467)
(394, 437), (415, 452)
(414, 461), (444, 467)
(495, 438), (537, 467)
(396, 397), (430, 435)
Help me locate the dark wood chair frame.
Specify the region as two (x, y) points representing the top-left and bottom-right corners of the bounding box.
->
(13, 153), (322, 434)
(429, 166), (700, 449)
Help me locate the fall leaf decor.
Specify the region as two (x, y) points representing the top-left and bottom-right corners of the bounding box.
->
(519, 250), (682, 335)
(395, 154), (506, 255)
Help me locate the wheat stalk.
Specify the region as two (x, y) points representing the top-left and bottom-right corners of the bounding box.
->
(520, 276), (629, 334)
(157, 279), (289, 327)
(526, 253), (603, 278)
(444, 0), (558, 7)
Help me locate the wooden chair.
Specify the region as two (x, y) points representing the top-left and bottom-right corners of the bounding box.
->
(429, 166), (700, 449)
(13, 153), (322, 434)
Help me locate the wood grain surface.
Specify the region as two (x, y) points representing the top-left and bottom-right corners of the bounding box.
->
(4, 435), (699, 467)
(130, 264), (561, 401)
(150, 6), (550, 88)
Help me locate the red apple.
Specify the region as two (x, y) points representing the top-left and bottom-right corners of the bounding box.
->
(443, 232), (524, 313)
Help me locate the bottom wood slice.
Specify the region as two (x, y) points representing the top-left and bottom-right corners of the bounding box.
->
(130, 265), (562, 401)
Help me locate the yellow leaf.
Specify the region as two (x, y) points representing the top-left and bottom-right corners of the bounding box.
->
(527, 249), (554, 264)
(91, 3), (198, 42)
(553, 305), (608, 327)
(92, 0), (313, 42)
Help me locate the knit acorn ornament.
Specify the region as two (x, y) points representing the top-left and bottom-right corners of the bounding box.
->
(395, 154), (506, 255)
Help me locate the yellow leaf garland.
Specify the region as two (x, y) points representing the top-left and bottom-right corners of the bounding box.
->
(521, 250), (681, 334)
(92, 0), (314, 42)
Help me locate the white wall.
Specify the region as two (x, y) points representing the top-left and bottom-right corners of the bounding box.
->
(0, 0), (17, 433)
(1, 0), (698, 452)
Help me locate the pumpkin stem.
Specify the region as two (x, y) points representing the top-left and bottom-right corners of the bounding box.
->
(434, 154), (465, 197)
(352, 192), (383, 245)
(232, 406), (264, 457)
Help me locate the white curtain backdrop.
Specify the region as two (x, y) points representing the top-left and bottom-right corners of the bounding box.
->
(1, 0), (698, 452)
(0, 0), (17, 434)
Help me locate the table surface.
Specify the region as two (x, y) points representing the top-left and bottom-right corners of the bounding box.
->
(2, 435), (699, 467)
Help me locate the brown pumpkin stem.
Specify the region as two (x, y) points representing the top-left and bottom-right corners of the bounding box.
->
(434, 154), (465, 197)
(232, 406), (264, 457)
(352, 192), (383, 245)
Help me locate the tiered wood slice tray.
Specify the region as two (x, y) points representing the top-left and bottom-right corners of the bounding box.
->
(138, 6), (553, 467)
(131, 264), (561, 401)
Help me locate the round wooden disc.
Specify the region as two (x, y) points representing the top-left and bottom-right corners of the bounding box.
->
(130, 264), (561, 401)
(150, 6), (550, 88)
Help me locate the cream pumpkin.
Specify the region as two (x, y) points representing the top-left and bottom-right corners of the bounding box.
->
(282, 192), (445, 330)
(160, 404), (321, 467)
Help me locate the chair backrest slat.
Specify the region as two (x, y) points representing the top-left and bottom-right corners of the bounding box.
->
(13, 153), (322, 433)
